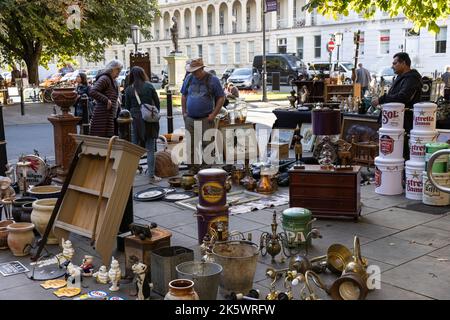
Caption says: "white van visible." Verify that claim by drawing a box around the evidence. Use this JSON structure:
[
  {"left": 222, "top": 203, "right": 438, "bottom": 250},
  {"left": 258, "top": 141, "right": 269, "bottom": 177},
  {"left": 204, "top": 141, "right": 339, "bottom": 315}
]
[{"left": 307, "top": 61, "right": 354, "bottom": 81}]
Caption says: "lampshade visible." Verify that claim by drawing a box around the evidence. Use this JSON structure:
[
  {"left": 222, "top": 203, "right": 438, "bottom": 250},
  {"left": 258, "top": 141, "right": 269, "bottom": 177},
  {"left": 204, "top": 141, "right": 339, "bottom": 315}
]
[{"left": 312, "top": 109, "right": 341, "bottom": 135}]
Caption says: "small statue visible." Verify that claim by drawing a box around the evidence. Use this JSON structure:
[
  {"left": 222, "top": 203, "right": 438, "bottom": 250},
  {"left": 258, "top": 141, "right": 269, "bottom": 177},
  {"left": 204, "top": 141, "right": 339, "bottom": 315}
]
[
  {"left": 93, "top": 266, "right": 109, "bottom": 284},
  {"left": 170, "top": 16, "right": 179, "bottom": 53},
  {"left": 132, "top": 262, "right": 152, "bottom": 300},
  {"left": 108, "top": 257, "right": 122, "bottom": 292},
  {"left": 299, "top": 85, "right": 309, "bottom": 104},
  {"left": 61, "top": 238, "right": 75, "bottom": 263},
  {"left": 293, "top": 135, "right": 303, "bottom": 163},
  {"left": 66, "top": 263, "right": 82, "bottom": 289},
  {"left": 0, "top": 176, "right": 16, "bottom": 203},
  {"left": 80, "top": 255, "right": 94, "bottom": 277}
]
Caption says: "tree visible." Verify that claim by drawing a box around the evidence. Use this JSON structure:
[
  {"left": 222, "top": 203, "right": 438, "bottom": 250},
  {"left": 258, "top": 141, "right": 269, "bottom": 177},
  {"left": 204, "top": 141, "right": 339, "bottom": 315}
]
[
  {"left": 0, "top": 0, "right": 159, "bottom": 84},
  {"left": 303, "top": 0, "right": 450, "bottom": 33}
]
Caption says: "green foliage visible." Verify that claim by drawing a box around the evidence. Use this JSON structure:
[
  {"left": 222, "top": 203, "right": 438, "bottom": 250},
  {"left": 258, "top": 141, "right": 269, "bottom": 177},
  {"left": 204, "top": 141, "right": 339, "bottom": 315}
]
[
  {"left": 303, "top": 0, "right": 450, "bottom": 32},
  {"left": 0, "top": 0, "right": 159, "bottom": 68}
]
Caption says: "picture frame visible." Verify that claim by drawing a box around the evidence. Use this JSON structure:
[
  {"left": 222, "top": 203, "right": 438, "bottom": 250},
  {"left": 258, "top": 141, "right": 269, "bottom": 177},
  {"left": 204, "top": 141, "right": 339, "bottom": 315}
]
[
  {"left": 436, "top": 129, "right": 450, "bottom": 144},
  {"left": 270, "top": 128, "right": 296, "bottom": 146},
  {"left": 341, "top": 116, "right": 380, "bottom": 143},
  {"left": 175, "top": 191, "right": 264, "bottom": 211},
  {"left": 300, "top": 123, "right": 316, "bottom": 152}
]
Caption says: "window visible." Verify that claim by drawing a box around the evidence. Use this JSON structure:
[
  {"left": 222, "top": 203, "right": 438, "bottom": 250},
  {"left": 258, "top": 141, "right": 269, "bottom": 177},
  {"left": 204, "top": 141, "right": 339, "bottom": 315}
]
[
  {"left": 246, "top": 6, "right": 251, "bottom": 31},
  {"left": 208, "top": 44, "right": 215, "bottom": 64},
  {"left": 436, "top": 27, "right": 447, "bottom": 54},
  {"left": 122, "top": 50, "right": 126, "bottom": 64},
  {"left": 234, "top": 42, "right": 241, "bottom": 64},
  {"left": 185, "top": 26, "right": 190, "bottom": 38},
  {"left": 277, "top": 38, "right": 287, "bottom": 54},
  {"left": 265, "top": 39, "right": 270, "bottom": 53},
  {"left": 221, "top": 43, "right": 228, "bottom": 64},
  {"left": 155, "top": 30, "right": 160, "bottom": 41},
  {"left": 156, "top": 47, "right": 161, "bottom": 65},
  {"left": 311, "top": 9, "right": 317, "bottom": 26},
  {"left": 359, "top": 32, "right": 365, "bottom": 55},
  {"left": 114, "top": 50, "right": 118, "bottom": 60},
  {"left": 380, "top": 30, "right": 390, "bottom": 54},
  {"left": 165, "top": 28, "right": 169, "bottom": 39},
  {"left": 186, "top": 45, "right": 192, "bottom": 58},
  {"left": 220, "top": 11, "right": 225, "bottom": 35},
  {"left": 207, "top": 12, "right": 213, "bottom": 35},
  {"left": 248, "top": 41, "right": 255, "bottom": 63},
  {"left": 196, "top": 25, "right": 201, "bottom": 37},
  {"left": 314, "top": 35, "right": 321, "bottom": 58},
  {"left": 198, "top": 44, "right": 203, "bottom": 58},
  {"left": 296, "top": 37, "right": 304, "bottom": 60},
  {"left": 165, "top": 46, "right": 170, "bottom": 56}
]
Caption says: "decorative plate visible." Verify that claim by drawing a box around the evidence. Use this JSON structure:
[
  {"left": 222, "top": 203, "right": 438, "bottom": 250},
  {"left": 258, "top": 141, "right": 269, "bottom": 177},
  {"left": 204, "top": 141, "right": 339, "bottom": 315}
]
[
  {"left": 163, "top": 191, "right": 195, "bottom": 202},
  {"left": 109, "top": 296, "right": 125, "bottom": 300},
  {"left": 133, "top": 188, "right": 166, "bottom": 202},
  {"left": 88, "top": 290, "right": 108, "bottom": 298}
]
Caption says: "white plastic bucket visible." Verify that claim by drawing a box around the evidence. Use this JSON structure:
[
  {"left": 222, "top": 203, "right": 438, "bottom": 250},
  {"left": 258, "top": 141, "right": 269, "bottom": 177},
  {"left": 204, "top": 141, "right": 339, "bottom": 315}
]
[
  {"left": 405, "top": 161, "right": 425, "bottom": 200},
  {"left": 409, "top": 129, "right": 438, "bottom": 162},
  {"left": 413, "top": 102, "right": 437, "bottom": 131},
  {"left": 375, "top": 157, "right": 405, "bottom": 195},
  {"left": 381, "top": 103, "right": 405, "bottom": 129},
  {"left": 379, "top": 128, "right": 405, "bottom": 159},
  {"left": 422, "top": 172, "right": 450, "bottom": 206}
]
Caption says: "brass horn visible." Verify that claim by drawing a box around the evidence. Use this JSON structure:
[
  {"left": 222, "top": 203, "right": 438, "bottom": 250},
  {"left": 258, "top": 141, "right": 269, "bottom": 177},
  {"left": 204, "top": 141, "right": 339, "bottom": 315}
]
[{"left": 329, "top": 236, "right": 369, "bottom": 300}]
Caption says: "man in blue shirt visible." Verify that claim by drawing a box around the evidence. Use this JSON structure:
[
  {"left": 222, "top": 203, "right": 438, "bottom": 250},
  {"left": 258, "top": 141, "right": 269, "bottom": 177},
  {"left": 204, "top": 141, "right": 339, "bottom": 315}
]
[{"left": 181, "top": 58, "right": 225, "bottom": 172}]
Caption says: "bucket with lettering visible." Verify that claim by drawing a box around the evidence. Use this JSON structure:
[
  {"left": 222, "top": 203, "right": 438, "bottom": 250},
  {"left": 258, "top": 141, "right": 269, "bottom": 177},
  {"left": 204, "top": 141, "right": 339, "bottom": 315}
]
[
  {"left": 375, "top": 157, "right": 405, "bottom": 195},
  {"left": 422, "top": 171, "right": 450, "bottom": 206},
  {"left": 409, "top": 129, "right": 438, "bottom": 162},
  {"left": 381, "top": 103, "right": 405, "bottom": 129},
  {"left": 405, "top": 161, "right": 425, "bottom": 200},
  {"left": 413, "top": 102, "right": 437, "bottom": 131},
  {"left": 379, "top": 128, "right": 404, "bottom": 159},
  {"left": 425, "top": 143, "right": 449, "bottom": 173}
]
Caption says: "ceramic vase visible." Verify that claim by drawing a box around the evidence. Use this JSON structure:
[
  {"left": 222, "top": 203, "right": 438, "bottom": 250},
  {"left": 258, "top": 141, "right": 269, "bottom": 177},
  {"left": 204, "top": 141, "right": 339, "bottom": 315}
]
[
  {"left": 7, "top": 222, "right": 35, "bottom": 256},
  {"left": 51, "top": 87, "right": 77, "bottom": 116},
  {"left": 12, "top": 197, "right": 37, "bottom": 222},
  {"left": 0, "top": 220, "right": 14, "bottom": 249},
  {"left": 28, "top": 185, "right": 62, "bottom": 200},
  {"left": 21, "top": 202, "right": 33, "bottom": 223},
  {"left": 31, "top": 198, "right": 58, "bottom": 244},
  {"left": 164, "top": 279, "right": 199, "bottom": 300}
]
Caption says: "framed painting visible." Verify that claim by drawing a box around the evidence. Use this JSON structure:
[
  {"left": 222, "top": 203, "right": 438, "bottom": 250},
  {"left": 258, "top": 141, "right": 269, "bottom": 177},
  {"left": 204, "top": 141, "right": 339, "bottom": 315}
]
[
  {"left": 270, "top": 128, "right": 296, "bottom": 146},
  {"left": 341, "top": 116, "right": 380, "bottom": 143},
  {"left": 300, "top": 123, "right": 316, "bottom": 152},
  {"left": 437, "top": 129, "right": 450, "bottom": 144}
]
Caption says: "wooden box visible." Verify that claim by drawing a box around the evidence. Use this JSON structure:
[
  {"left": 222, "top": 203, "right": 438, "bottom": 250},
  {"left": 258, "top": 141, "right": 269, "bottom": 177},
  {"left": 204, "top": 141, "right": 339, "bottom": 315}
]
[
  {"left": 53, "top": 134, "right": 146, "bottom": 265},
  {"left": 289, "top": 165, "right": 361, "bottom": 220},
  {"left": 268, "top": 143, "right": 289, "bottom": 160},
  {"left": 124, "top": 228, "right": 172, "bottom": 279},
  {"left": 324, "top": 84, "right": 361, "bottom": 103}
]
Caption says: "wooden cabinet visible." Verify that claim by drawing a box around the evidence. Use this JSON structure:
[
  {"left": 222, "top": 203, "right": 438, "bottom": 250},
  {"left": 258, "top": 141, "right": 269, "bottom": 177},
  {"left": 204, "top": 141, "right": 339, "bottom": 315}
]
[
  {"left": 324, "top": 84, "right": 361, "bottom": 103},
  {"left": 289, "top": 165, "right": 361, "bottom": 220}
]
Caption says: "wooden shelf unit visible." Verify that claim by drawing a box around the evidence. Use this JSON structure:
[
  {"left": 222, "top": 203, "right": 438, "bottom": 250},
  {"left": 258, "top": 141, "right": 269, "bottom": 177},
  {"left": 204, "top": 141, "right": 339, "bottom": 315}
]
[{"left": 324, "top": 84, "right": 361, "bottom": 103}]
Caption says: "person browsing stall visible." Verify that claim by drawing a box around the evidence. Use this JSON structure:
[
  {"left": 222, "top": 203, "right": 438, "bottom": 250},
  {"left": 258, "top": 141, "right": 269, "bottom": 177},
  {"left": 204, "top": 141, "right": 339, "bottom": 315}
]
[{"left": 181, "top": 58, "right": 225, "bottom": 173}]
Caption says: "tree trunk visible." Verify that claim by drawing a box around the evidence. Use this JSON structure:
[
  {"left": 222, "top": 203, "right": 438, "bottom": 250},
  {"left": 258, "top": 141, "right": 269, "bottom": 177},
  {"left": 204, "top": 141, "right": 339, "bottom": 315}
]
[{"left": 24, "top": 54, "right": 40, "bottom": 85}]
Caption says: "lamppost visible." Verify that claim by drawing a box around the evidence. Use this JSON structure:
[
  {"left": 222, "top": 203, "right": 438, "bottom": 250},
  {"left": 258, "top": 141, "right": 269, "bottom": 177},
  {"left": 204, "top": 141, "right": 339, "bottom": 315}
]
[
  {"left": 131, "top": 25, "right": 140, "bottom": 53},
  {"left": 335, "top": 32, "right": 343, "bottom": 80},
  {"left": 261, "top": 0, "right": 268, "bottom": 102}
]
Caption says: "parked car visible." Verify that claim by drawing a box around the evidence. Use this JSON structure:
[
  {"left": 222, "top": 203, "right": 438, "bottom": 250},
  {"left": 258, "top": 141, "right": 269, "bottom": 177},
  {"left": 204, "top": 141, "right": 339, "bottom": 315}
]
[
  {"left": 39, "top": 72, "right": 62, "bottom": 87},
  {"left": 117, "top": 69, "right": 128, "bottom": 87},
  {"left": 221, "top": 67, "right": 235, "bottom": 84},
  {"left": 374, "top": 67, "right": 395, "bottom": 85},
  {"left": 150, "top": 72, "right": 159, "bottom": 83},
  {"left": 86, "top": 69, "right": 99, "bottom": 83},
  {"left": 60, "top": 70, "right": 86, "bottom": 84},
  {"left": 253, "top": 53, "right": 308, "bottom": 85},
  {"left": 227, "top": 67, "right": 261, "bottom": 90},
  {"left": 307, "top": 61, "right": 354, "bottom": 82}
]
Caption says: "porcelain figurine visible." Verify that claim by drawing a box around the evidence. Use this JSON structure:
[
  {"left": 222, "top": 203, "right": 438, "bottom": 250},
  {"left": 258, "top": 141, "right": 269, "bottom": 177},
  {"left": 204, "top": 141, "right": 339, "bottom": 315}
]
[
  {"left": 293, "top": 135, "right": 303, "bottom": 163},
  {"left": 66, "top": 263, "right": 82, "bottom": 289},
  {"left": 108, "top": 257, "right": 121, "bottom": 292},
  {"left": 61, "top": 238, "right": 75, "bottom": 262},
  {"left": 80, "top": 255, "right": 94, "bottom": 277},
  {"left": 93, "top": 266, "right": 109, "bottom": 284},
  {"left": 132, "top": 262, "right": 152, "bottom": 300}
]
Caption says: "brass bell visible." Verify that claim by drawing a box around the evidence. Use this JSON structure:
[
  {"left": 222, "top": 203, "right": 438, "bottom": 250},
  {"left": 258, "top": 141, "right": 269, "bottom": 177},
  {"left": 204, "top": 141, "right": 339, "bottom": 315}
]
[{"left": 329, "top": 236, "right": 369, "bottom": 300}]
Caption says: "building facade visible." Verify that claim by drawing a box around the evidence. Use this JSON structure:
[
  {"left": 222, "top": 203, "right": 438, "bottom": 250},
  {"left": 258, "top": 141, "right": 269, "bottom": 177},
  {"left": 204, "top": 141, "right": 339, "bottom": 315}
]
[{"left": 80, "top": 0, "right": 450, "bottom": 78}]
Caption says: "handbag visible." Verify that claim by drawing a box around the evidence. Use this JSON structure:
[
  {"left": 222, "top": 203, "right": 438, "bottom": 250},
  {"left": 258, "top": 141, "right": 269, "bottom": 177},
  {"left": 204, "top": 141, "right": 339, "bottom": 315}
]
[{"left": 134, "top": 89, "right": 160, "bottom": 123}]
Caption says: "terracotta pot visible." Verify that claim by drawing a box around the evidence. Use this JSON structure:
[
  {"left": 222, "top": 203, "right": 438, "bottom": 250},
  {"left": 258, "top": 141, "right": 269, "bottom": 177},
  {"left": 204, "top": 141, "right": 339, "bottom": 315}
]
[
  {"left": 12, "top": 197, "right": 38, "bottom": 222},
  {"left": 51, "top": 87, "right": 78, "bottom": 115},
  {"left": 7, "top": 222, "right": 35, "bottom": 256},
  {"left": 31, "top": 198, "right": 58, "bottom": 245},
  {"left": 21, "top": 202, "right": 34, "bottom": 223},
  {"left": 0, "top": 220, "right": 14, "bottom": 250},
  {"left": 28, "top": 185, "right": 61, "bottom": 200},
  {"left": 164, "top": 279, "right": 199, "bottom": 300}
]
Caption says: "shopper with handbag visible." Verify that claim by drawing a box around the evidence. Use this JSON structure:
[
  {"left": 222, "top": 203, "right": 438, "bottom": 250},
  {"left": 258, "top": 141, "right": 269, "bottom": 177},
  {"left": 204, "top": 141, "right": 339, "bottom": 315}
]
[{"left": 124, "top": 66, "right": 161, "bottom": 183}]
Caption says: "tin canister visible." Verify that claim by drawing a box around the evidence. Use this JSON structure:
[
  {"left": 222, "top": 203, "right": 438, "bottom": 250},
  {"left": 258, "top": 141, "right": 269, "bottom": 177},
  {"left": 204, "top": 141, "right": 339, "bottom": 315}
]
[
  {"left": 422, "top": 171, "right": 450, "bottom": 206},
  {"left": 197, "top": 169, "right": 227, "bottom": 207},
  {"left": 281, "top": 207, "right": 312, "bottom": 248},
  {"left": 196, "top": 204, "right": 229, "bottom": 244},
  {"left": 425, "top": 143, "right": 449, "bottom": 173}
]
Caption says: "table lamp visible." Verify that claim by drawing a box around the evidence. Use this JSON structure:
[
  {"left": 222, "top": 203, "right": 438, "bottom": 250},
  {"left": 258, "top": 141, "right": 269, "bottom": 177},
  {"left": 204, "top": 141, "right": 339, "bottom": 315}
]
[{"left": 312, "top": 108, "right": 341, "bottom": 170}]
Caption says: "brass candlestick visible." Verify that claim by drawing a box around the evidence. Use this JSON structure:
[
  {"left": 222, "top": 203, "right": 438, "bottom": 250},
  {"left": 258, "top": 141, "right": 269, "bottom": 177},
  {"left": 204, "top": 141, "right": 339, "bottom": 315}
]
[{"left": 260, "top": 212, "right": 284, "bottom": 264}]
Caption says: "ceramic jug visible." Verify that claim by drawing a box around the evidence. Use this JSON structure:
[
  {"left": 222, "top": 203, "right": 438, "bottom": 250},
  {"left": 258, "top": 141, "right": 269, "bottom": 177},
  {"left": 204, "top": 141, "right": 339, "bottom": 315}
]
[{"left": 164, "top": 279, "right": 199, "bottom": 300}]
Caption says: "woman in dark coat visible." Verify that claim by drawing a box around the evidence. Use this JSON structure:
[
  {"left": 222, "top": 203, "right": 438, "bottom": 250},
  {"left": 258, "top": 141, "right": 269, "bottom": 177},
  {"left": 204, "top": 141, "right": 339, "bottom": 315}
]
[
  {"left": 74, "top": 72, "right": 91, "bottom": 118},
  {"left": 125, "top": 66, "right": 161, "bottom": 182},
  {"left": 89, "top": 60, "right": 123, "bottom": 138}
]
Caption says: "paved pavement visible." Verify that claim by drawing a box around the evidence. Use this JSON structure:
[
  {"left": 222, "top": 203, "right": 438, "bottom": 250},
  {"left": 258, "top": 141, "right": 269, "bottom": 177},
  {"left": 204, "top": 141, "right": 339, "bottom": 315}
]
[{"left": 1, "top": 100, "right": 449, "bottom": 300}]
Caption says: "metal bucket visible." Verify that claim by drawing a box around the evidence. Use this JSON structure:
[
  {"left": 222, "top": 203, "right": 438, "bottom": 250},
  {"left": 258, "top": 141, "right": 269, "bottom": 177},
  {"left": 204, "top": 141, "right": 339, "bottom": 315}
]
[
  {"left": 176, "top": 261, "right": 223, "bottom": 300},
  {"left": 212, "top": 240, "right": 259, "bottom": 294},
  {"left": 151, "top": 246, "right": 194, "bottom": 296}
]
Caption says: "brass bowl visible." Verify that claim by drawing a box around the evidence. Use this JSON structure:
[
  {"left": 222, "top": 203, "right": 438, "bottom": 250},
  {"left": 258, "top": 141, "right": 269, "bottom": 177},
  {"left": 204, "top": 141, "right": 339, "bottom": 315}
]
[
  {"left": 168, "top": 177, "right": 182, "bottom": 188},
  {"left": 181, "top": 174, "right": 196, "bottom": 190}
]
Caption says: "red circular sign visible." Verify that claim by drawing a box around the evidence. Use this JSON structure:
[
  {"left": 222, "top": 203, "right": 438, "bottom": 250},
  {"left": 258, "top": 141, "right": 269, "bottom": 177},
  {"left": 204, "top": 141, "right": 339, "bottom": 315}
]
[{"left": 327, "top": 41, "right": 335, "bottom": 52}]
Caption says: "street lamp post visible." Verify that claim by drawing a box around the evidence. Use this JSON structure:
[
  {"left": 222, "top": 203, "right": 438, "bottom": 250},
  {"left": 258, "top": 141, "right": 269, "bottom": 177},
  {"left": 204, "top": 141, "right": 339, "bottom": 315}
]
[
  {"left": 261, "top": 0, "right": 268, "bottom": 102},
  {"left": 335, "top": 32, "right": 343, "bottom": 80},
  {"left": 131, "top": 25, "right": 140, "bottom": 53}
]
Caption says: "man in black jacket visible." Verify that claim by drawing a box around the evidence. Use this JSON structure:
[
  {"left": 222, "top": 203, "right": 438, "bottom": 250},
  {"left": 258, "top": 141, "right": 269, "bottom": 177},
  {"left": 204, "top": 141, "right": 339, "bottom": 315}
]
[{"left": 372, "top": 52, "right": 422, "bottom": 159}]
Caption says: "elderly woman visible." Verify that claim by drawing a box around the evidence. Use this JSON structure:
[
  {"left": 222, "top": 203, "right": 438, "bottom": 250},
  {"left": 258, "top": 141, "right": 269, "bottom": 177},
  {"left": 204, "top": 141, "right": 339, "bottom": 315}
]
[{"left": 89, "top": 60, "right": 123, "bottom": 138}]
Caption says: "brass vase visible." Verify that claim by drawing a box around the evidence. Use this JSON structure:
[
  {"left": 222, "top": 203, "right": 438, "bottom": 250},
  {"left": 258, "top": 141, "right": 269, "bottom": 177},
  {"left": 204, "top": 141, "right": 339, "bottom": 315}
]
[{"left": 257, "top": 174, "right": 275, "bottom": 195}]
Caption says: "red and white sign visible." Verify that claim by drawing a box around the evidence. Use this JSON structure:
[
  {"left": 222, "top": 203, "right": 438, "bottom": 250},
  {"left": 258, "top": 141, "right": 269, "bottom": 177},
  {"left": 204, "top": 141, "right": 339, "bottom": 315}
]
[{"left": 327, "top": 40, "right": 335, "bottom": 52}]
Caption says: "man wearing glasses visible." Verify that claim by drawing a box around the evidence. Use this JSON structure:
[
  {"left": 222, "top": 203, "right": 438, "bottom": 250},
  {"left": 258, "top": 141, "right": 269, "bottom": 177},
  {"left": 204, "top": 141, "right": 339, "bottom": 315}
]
[{"left": 372, "top": 52, "right": 422, "bottom": 159}]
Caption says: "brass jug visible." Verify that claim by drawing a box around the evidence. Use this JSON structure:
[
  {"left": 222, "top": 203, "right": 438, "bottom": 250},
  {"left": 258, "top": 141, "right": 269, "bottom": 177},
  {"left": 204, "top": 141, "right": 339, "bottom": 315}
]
[
  {"left": 257, "top": 174, "right": 275, "bottom": 195},
  {"left": 181, "top": 174, "right": 196, "bottom": 190}
]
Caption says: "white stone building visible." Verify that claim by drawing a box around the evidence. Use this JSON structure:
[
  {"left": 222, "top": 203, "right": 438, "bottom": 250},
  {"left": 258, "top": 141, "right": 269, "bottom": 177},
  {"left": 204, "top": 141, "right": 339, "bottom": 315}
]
[{"left": 79, "top": 0, "right": 450, "bottom": 77}]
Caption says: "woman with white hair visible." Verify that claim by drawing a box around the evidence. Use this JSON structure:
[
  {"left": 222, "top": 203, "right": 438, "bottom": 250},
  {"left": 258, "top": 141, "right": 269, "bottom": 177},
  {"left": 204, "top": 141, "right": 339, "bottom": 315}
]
[{"left": 89, "top": 59, "right": 123, "bottom": 137}]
